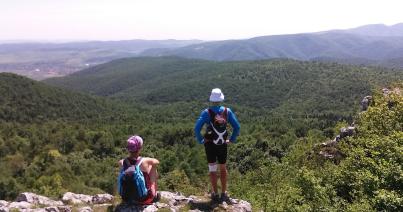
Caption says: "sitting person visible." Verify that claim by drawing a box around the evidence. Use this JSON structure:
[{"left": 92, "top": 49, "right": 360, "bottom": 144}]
[{"left": 118, "top": 135, "right": 160, "bottom": 204}]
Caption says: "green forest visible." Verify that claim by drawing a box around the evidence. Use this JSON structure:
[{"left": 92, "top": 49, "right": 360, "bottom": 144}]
[{"left": 1, "top": 57, "right": 402, "bottom": 211}]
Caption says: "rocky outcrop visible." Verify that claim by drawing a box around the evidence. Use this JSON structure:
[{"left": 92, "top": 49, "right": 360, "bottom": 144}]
[
  {"left": 5, "top": 201, "right": 33, "bottom": 211},
  {"left": 16, "top": 192, "right": 63, "bottom": 206},
  {"left": 317, "top": 87, "right": 401, "bottom": 160},
  {"left": 0, "top": 200, "right": 9, "bottom": 212},
  {"left": 115, "top": 191, "right": 252, "bottom": 212},
  {"left": 62, "top": 192, "right": 93, "bottom": 205},
  {"left": 317, "top": 125, "right": 356, "bottom": 159},
  {"left": 0, "top": 192, "right": 114, "bottom": 212},
  {"left": 0, "top": 191, "right": 252, "bottom": 212},
  {"left": 361, "top": 95, "right": 372, "bottom": 111},
  {"left": 92, "top": 194, "right": 114, "bottom": 204}
]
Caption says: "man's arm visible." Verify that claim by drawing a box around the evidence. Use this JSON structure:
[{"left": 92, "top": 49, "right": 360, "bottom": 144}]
[
  {"left": 228, "top": 108, "right": 240, "bottom": 143},
  {"left": 194, "top": 110, "right": 209, "bottom": 144}
]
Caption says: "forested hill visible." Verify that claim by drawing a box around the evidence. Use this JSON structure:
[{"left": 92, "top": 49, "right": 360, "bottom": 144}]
[
  {"left": 0, "top": 73, "right": 129, "bottom": 123},
  {"left": 1, "top": 57, "right": 402, "bottom": 210},
  {"left": 45, "top": 57, "right": 402, "bottom": 116}
]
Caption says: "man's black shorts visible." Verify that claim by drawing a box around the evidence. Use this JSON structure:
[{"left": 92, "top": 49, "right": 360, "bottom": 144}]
[{"left": 204, "top": 142, "right": 227, "bottom": 164}]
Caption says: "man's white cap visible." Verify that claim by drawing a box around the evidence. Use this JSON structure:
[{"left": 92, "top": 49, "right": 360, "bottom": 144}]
[{"left": 209, "top": 88, "right": 224, "bottom": 102}]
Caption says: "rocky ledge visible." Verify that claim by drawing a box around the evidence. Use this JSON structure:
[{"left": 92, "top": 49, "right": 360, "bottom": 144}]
[
  {"left": 0, "top": 191, "right": 252, "bottom": 212},
  {"left": 0, "top": 192, "right": 113, "bottom": 212},
  {"left": 315, "top": 87, "right": 401, "bottom": 160},
  {"left": 116, "top": 191, "right": 252, "bottom": 212}
]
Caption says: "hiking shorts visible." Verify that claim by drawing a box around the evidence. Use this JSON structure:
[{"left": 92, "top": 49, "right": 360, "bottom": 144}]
[{"left": 204, "top": 141, "right": 228, "bottom": 164}]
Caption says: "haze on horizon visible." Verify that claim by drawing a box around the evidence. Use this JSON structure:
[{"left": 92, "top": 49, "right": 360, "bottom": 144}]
[{"left": 1, "top": 0, "right": 403, "bottom": 41}]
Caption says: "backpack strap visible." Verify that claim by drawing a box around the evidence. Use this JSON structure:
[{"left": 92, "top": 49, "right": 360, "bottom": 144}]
[
  {"left": 123, "top": 158, "right": 131, "bottom": 170},
  {"left": 207, "top": 109, "right": 215, "bottom": 121},
  {"left": 124, "top": 157, "right": 143, "bottom": 170},
  {"left": 136, "top": 157, "right": 144, "bottom": 167},
  {"left": 223, "top": 107, "right": 228, "bottom": 121}
]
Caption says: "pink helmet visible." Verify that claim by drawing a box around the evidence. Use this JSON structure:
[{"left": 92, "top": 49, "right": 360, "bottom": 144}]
[{"left": 127, "top": 135, "right": 143, "bottom": 152}]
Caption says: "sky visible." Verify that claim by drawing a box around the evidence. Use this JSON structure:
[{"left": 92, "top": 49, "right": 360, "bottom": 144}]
[{"left": 1, "top": 0, "right": 403, "bottom": 41}]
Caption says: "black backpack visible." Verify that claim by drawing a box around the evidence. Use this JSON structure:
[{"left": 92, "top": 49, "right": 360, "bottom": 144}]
[{"left": 204, "top": 107, "right": 228, "bottom": 145}]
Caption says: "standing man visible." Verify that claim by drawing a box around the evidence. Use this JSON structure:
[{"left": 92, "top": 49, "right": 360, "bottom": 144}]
[{"left": 194, "top": 88, "right": 240, "bottom": 202}]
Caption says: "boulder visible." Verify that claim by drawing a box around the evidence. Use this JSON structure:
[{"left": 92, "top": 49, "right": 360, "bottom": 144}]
[
  {"left": 143, "top": 205, "right": 158, "bottom": 212},
  {"left": 159, "top": 191, "right": 179, "bottom": 200},
  {"left": 62, "top": 192, "right": 92, "bottom": 205},
  {"left": 8, "top": 201, "right": 33, "bottom": 210},
  {"left": 0, "top": 205, "right": 9, "bottom": 212},
  {"left": 340, "top": 126, "right": 355, "bottom": 139},
  {"left": 16, "top": 192, "right": 63, "bottom": 206},
  {"left": 361, "top": 95, "right": 372, "bottom": 111},
  {"left": 0, "top": 201, "right": 8, "bottom": 207},
  {"left": 339, "top": 127, "right": 348, "bottom": 138},
  {"left": 91, "top": 193, "right": 114, "bottom": 204},
  {"left": 347, "top": 126, "right": 355, "bottom": 135},
  {"left": 235, "top": 200, "right": 252, "bottom": 212},
  {"left": 159, "top": 191, "right": 191, "bottom": 207},
  {"left": 382, "top": 88, "right": 391, "bottom": 96}
]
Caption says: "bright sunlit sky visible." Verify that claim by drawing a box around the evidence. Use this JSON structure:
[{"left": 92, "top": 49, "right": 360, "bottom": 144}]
[{"left": 1, "top": 0, "right": 403, "bottom": 41}]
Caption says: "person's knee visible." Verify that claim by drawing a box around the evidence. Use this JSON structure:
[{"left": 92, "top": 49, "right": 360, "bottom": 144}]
[{"left": 208, "top": 163, "right": 218, "bottom": 172}]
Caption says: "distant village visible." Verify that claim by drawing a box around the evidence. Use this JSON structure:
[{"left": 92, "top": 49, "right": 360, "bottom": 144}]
[{"left": 0, "top": 62, "right": 94, "bottom": 80}]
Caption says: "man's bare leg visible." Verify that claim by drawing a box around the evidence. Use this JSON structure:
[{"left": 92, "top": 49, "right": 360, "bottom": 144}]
[
  {"left": 219, "top": 164, "right": 227, "bottom": 194},
  {"left": 209, "top": 163, "right": 218, "bottom": 194}
]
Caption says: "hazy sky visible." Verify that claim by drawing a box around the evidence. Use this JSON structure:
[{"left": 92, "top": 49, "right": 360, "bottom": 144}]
[{"left": 1, "top": 0, "right": 403, "bottom": 41}]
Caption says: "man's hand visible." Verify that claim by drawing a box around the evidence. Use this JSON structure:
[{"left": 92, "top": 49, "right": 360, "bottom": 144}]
[
  {"left": 203, "top": 139, "right": 212, "bottom": 144},
  {"left": 225, "top": 140, "right": 231, "bottom": 144}
]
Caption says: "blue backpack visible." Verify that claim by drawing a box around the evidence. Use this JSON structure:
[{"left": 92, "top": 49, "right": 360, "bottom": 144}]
[{"left": 118, "top": 157, "right": 149, "bottom": 202}]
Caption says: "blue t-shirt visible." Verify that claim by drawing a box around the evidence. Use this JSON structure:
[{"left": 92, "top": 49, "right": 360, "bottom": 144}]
[{"left": 194, "top": 106, "right": 240, "bottom": 144}]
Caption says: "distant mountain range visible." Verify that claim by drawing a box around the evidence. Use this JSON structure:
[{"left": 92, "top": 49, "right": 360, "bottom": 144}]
[
  {"left": 2, "top": 23, "right": 403, "bottom": 80},
  {"left": 0, "top": 39, "right": 202, "bottom": 79},
  {"left": 140, "top": 24, "right": 403, "bottom": 68},
  {"left": 332, "top": 23, "right": 403, "bottom": 37},
  {"left": 0, "top": 39, "right": 203, "bottom": 54}
]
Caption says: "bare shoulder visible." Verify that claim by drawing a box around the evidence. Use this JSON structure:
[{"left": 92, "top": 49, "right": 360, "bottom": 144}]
[{"left": 118, "top": 159, "right": 124, "bottom": 167}]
